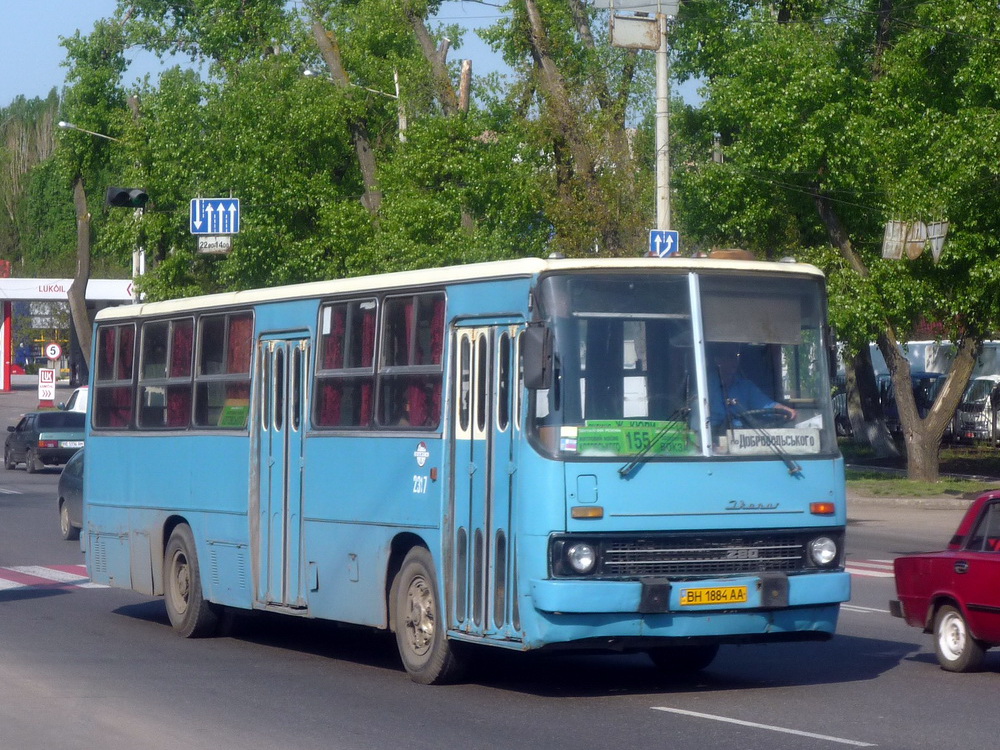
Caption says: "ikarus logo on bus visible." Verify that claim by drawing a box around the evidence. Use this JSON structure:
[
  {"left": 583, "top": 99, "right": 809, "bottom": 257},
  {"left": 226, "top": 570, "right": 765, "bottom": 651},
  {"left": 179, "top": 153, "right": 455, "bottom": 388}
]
[{"left": 413, "top": 441, "right": 430, "bottom": 467}]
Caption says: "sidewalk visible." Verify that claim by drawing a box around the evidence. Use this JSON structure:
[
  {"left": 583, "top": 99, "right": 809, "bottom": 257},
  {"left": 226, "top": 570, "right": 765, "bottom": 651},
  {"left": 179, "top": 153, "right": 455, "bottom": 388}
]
[{"left": 0, "top": 374, "right": 79, "bottom": 428}]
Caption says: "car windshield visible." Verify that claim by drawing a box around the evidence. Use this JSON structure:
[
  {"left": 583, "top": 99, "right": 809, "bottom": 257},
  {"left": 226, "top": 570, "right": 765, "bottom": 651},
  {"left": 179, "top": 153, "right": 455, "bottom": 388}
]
[
  {"left": 529, "top": 270, "right": 837, "bottom": 460},
  {"left": 36, "top": 412, "right": 85, "bottom": 429},
  {"left": 964, "top": 379, "right": 996, "bottom": 404}
]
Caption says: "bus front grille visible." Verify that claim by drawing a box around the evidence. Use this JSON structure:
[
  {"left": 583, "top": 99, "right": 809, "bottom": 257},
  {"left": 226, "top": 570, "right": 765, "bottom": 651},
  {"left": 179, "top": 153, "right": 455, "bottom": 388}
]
[{"left": 602, "top": 536, "right": 806, "bottom": 577}]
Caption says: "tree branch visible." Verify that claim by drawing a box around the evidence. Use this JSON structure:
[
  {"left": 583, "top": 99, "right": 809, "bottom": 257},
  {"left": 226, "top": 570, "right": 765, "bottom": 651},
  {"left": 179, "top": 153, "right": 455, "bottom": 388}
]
[
  {"left": 311, "top": 20, "right": 382, "bottom": 215},
  {"left": 68, "top": 177, "right": 92, "bottom": 369}
]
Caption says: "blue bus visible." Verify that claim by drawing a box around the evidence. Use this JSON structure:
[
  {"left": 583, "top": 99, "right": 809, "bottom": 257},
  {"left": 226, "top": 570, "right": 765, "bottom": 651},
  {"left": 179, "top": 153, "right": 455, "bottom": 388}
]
[{"left": 83, "top": 257, "right": 849, "bottom": 683}]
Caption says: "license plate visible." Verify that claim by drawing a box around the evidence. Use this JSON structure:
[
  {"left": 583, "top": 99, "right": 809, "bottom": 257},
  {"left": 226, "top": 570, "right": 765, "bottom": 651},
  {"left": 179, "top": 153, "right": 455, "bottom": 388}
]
[
  {"left": 60, "top": 441, "right": 84, "bottom": 449},
  {"left": 679, "top": 585, "right": 748, "bottom": 606}
]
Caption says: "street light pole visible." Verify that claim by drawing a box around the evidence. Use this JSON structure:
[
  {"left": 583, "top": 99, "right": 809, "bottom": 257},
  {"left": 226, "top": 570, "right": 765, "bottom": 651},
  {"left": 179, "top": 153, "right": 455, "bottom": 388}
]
[
  {"left": 57, "top": 121, "right": 120, "bottom": 142},
  {"left": 303, "top": 69, "right": 407, "bottom": 142}
]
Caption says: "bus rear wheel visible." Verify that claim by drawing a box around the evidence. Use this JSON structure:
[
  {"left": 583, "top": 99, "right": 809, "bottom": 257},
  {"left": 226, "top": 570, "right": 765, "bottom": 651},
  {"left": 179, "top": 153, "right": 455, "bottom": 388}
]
[
  {"left": 393, "top": 547, "right": 466, "bottom": 685},
  {"left": 164, "top": 524, "right": 220, "bottom": 638},
  {"left": 647, "top": 644, "right": 719, "bottom": 674}
]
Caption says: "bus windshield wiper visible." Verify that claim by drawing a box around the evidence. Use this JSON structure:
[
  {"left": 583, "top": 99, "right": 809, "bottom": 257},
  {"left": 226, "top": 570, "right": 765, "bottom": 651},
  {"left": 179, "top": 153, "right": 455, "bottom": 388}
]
[
  {"left": 618, "top": 408, "right": 690, "bottom": 477},
  {"left": 731, "top": 406, "right": 803, "bottom": 477}
]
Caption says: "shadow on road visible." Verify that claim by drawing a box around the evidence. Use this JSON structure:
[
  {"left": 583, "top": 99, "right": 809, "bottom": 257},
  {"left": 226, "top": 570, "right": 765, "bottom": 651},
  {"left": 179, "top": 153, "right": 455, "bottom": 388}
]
[{"left": 111, "top": 598, "right": 930, "bottom": 694}]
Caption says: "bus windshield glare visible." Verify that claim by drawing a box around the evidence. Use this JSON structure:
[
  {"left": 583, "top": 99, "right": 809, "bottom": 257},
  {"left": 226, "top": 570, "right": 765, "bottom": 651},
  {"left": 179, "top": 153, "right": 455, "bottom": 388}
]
[{"left": 531, "top": 272, "right": 836, "bottom": 459}]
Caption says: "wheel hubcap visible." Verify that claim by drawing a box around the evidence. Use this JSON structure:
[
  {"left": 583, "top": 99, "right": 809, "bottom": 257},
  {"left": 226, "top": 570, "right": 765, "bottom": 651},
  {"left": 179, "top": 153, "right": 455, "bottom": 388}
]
[
  {"left": 171, "top": 551, "right": 190, "bottom": 615},
  {"left": 403, "top": 574, "right": 434, "bottom": 656},
  {"left": 939, "top": 612, "right": 966, "bottom": 660}
]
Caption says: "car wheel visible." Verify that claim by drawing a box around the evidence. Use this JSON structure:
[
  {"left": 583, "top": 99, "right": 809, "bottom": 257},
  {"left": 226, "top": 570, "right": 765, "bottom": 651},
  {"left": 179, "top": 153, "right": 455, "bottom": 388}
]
[
  {"left": 934, "top": 604, "right": 986, "bottom": 672},
  {"left": 25, "top": 449, "right": 39, "bottom": 474},
  {"left": 59, "top": 501, "right": 80, "bottom": 541},
  {"left": 647, "top": 644, "right": 720, "bottom": 674},
  {"left": 393, "top": 547, "right": 466, "bottom": 684},
  {"left": 164, "top": 524, "right": 220, "bottom": 638},
  {"left": 3, "top": 447, "right": 14, "bottom": 470}
]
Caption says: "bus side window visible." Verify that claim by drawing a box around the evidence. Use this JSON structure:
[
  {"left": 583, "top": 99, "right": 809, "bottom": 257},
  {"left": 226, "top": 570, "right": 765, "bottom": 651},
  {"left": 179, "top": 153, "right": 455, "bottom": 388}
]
[
  {"left": 93, "top": 323, "right": 136, "bottom": 429},
  {"left": 314, "top": 299, "right": 376, "bottom": 428},
  {"left": 378, "top": 293, "right": 445, "bottom": 430},
  {"left": 138, "top": 318, "right": 194, "bottom": 429},
  {"left": 195, "top": 312, "right": 252, "bottom": 429}
]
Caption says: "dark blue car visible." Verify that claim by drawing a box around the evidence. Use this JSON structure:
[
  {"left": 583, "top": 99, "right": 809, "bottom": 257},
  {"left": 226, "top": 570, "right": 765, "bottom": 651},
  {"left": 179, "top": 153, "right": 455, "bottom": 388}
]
[
  {"left": 58, "top": 449, "right": 83, "bottom": 540},
  {"left": 5, "top": 411, "right": 86, "bottom": 473}
]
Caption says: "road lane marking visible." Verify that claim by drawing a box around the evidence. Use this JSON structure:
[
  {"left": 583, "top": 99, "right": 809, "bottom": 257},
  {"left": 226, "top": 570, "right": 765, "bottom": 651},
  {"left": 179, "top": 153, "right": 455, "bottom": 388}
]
[
  {"left": 0, "top": 564, "right": 107, "bottom": 590},
  {"left": 842, "top": 603, "right": 891, "bottom": 614},
  {"left": 846, "top": 559, "right": 894, "bottom": 578},
  {"left": 651, "top": 707, "right": 877, "bottom": 746},
  {"left": 0, "top": 487, "right": 22, "bottom": 494}
]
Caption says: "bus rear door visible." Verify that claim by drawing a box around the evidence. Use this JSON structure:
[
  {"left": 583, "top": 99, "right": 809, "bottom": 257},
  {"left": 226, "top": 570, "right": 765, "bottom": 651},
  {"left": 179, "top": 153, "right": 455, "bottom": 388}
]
[
  {"left": 450, "top": 324, "right": 521, "bottom": 641},
  {"left": 254, "top": 335, "right": 310, "bottom": 610}
]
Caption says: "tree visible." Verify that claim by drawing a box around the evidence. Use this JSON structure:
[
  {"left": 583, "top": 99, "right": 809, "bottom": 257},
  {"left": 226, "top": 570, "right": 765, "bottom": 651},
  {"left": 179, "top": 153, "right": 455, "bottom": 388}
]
[
  {"left": 56, "top": 17, "right": 135, "bottom": 368},
  {"left": 670, "top": 0, "right": 1000, "bottom": 481},
  {"left": 480, "top": 0, "right": 655, "bottom": 255}
]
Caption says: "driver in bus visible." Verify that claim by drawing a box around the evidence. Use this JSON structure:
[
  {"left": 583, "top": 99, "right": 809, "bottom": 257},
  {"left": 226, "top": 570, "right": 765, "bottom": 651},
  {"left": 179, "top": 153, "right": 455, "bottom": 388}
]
[{"left": 708, "top": 343, "right": 796, "bottom": 430}]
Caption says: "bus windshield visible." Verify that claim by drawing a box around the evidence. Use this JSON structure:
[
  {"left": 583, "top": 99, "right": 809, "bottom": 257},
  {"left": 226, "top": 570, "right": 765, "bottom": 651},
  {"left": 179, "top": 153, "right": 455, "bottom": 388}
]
[{"left": 531, "top": 271, "right": 836, "bottom": 459}]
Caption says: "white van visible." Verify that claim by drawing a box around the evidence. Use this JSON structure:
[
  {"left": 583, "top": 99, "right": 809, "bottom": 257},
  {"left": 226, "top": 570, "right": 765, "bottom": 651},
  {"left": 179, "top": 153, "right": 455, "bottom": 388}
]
[
  {"left": 59, "top": 386, "right": 89, "bottom": 414},
  {"left": 953, "top": 375, "right": 1000, "bottom": 444}
]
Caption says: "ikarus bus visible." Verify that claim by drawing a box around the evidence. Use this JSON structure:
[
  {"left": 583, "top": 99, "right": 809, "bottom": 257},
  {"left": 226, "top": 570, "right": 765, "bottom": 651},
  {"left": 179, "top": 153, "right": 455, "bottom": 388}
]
[{"left": 83, "top": 256, "right": 849, "bottom": 683}]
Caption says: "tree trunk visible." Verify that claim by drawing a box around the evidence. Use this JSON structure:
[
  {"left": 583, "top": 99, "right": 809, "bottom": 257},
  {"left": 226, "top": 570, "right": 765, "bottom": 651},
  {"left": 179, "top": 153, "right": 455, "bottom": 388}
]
[
  {"left": 311, "top": 20, "right": 382, "bottom": 215},
  {"left": 879, "top": 335, "right": 977, "bottom": 481},
  {"left": 846, "top": 347, "right": 898, "bottom": 458},
  {"left": 522, "top": 0, "right": 595, "bottom": 180},
  {"left": 902, "top": 427, "right": 940, "bottom": 482},
  {"left": 405, "top": 7, "right": 459, "bottom": 116},
  {"left": 67, "top": 177, "right": 92, "bottom": 369}
]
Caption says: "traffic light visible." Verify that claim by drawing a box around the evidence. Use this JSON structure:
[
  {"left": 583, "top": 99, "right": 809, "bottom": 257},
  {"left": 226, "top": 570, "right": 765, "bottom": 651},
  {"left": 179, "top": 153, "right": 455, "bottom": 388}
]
[{"left": 105, "top": 186, "right": 149, "bottom": 208}]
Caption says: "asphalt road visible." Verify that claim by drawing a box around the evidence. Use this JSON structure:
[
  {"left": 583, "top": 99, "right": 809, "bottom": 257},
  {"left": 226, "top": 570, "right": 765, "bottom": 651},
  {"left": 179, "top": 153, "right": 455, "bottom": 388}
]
[{"left": 0, "top": 379, "right": 992, "bottom": 750}]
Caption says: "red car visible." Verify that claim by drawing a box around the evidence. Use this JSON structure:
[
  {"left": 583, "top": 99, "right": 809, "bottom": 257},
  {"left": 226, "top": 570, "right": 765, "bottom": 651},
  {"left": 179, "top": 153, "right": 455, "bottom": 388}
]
[{"left": 892, "top": 490, "right": 1000, "bottom": 672}]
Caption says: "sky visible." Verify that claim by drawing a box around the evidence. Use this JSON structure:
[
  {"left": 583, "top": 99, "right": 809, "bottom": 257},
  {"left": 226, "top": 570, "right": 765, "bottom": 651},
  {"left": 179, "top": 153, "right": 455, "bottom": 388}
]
[
  {"left": 0, "top": 1, "right": 695, "bottom": 113},
  {"left": 0, "top": 0, "right": 510, "bottom": 109}
]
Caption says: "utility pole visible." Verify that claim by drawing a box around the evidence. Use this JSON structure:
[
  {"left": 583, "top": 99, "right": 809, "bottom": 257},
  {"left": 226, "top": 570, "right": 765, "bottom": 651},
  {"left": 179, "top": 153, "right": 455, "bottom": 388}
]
[
  {"left": 655, "top": 13, "right": 670, "bottom": 230},
  {"left": 603, "top": 0, "right": 679, "bottom": 231}
]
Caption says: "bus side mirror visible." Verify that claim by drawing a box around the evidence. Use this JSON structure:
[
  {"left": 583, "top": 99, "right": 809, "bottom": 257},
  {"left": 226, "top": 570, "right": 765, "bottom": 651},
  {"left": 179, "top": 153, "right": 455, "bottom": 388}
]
[{"left": 522, "top": 325, "right": 552, "bottom": 390}]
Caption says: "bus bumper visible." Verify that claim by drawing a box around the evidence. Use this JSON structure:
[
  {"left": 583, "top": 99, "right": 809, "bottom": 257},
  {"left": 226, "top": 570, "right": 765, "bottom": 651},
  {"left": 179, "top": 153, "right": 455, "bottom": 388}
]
[{"left": 528, "top": 570, "right": 849, "bottom": 623}]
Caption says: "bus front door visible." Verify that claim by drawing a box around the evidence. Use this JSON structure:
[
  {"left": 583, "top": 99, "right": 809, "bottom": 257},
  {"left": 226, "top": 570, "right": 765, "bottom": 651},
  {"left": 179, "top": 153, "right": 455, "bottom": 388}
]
[
  {"left": 450, "top": 324, "right": 521, "bottom": 641},
  {"left": 255, "top": 336, "right": 309, "bottom": 610}
]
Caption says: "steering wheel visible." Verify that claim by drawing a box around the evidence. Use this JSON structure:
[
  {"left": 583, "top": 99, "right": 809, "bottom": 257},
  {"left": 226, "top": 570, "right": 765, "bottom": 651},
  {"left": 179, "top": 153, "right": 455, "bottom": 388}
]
[{"left": 739, "top": 408, "right": 792, "bottom": 428}]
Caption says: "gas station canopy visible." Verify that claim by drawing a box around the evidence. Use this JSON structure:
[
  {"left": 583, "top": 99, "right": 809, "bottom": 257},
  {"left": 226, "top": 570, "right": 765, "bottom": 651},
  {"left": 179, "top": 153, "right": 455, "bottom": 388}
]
[{"left": 0, "top": 278, "right": 133, "bottom": 302}]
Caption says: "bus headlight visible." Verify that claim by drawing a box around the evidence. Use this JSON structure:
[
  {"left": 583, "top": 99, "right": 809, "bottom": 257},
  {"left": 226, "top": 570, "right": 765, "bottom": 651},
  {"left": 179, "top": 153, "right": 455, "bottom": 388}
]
[
  {"left": 808, "top": 536, "right": 838, "bottom": 567},
  {"left": 566, "top": 543, "right": 597, "bottom": 574}
]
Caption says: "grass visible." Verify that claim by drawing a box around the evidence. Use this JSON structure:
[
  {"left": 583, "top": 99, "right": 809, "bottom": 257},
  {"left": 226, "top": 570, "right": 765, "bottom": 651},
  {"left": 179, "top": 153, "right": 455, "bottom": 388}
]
[{"left": 842, "top": 440, "right": 1000, "bottom": 497}]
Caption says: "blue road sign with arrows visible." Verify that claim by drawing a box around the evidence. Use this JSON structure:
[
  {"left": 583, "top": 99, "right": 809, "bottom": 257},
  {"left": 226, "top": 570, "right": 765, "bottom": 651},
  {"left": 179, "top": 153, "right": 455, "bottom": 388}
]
[
  {"left": 649, "top": 229, "right": 679, "bottom": 257},
  {"left": 190, "top": 198, "right": 240, "bottom": 235}
]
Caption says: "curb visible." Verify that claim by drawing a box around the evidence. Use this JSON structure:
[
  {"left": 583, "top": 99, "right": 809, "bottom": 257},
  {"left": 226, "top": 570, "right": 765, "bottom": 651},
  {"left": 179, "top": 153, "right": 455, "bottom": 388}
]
[{"left": 847, "top": 494, "right": 974, "bottom": 510}]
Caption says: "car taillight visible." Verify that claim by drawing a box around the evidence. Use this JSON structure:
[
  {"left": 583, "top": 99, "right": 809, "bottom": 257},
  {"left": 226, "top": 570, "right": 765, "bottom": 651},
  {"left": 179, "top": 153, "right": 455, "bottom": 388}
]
[{"left": 38, "top": 440, "right": 57, "bottom": 448}]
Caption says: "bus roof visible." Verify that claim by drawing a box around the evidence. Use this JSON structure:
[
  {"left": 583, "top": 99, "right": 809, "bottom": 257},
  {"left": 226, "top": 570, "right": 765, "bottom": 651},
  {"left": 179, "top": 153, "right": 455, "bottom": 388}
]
[{"left": 96, "top": 256, "right": 824, "bottom": 321}]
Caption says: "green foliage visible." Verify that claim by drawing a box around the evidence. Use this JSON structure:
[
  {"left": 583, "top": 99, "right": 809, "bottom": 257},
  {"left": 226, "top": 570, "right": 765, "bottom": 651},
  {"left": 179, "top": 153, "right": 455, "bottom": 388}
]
[
  {"left": 671, "top": 0, "right": 1000, "bottom": 348},
  {"left": 369, "top": 115, "right": 548, "bottom": 272},
  {"left": 16, "top": 159, "right": 78, "bottom": 276}
]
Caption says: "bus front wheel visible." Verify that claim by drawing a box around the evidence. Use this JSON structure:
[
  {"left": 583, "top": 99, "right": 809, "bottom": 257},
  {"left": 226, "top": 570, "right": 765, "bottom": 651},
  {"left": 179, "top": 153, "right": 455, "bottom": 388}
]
[
  {"left": 164, "top": 524, "right": 220, "bottom": 638},
  {"left": 393, "top": 547, "right": 466, "bottom": 685}
]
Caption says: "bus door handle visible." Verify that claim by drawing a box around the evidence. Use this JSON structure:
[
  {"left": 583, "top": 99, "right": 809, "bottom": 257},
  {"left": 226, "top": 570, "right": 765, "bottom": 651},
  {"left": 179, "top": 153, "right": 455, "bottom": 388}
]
[{"left": 468, "top": 462, "right": 477, "bottom": 476}]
